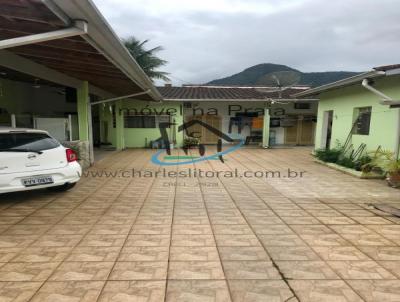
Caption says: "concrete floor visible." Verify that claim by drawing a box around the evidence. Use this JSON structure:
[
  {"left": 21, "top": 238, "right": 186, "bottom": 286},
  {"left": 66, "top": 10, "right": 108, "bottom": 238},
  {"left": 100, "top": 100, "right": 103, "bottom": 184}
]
[{"left": 0, "top": 147, "right": 399, "bottom": 301}]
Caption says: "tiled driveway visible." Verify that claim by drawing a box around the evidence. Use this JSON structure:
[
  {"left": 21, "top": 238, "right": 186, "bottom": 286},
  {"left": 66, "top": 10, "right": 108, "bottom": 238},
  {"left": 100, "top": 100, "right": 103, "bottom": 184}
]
[{"left": 0, "top": 147, "right": 399, "bottom": 301}]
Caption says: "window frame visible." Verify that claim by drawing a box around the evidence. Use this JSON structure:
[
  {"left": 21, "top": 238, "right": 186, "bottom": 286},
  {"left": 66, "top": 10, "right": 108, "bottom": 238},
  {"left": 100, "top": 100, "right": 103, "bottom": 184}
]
[
  {"left": 123, "top": 114, "right": 171, "bottom": 129},
  {"left": 352, "top": 106, "right": 372, "bottom": 136}
]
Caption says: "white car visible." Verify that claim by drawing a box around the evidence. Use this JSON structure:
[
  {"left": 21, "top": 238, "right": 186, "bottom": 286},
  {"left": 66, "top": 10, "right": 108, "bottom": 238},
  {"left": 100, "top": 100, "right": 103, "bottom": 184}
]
[{"left": 0, "top": 128, "right": 81, "bottom": 194}]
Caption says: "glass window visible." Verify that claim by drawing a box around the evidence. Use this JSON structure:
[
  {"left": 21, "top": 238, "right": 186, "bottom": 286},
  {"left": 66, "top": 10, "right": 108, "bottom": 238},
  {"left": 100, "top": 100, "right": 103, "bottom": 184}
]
[
  {"left": 0, "top": 132, "right": 60, "bottom": 152},
  {"left": 353, "top": 107, "right": 371, "bottom": 135},
  {"left": 124, "top": 115, "right": 154, "bottom": 128},
  {"left": 294, "top": 103, "right": 311, "bottom": 110}
]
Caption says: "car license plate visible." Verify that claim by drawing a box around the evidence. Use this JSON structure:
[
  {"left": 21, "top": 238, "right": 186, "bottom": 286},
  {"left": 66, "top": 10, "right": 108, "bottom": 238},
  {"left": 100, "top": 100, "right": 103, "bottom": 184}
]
[{"left": 22, "top": 176, "right": 54, "bottom": 187}]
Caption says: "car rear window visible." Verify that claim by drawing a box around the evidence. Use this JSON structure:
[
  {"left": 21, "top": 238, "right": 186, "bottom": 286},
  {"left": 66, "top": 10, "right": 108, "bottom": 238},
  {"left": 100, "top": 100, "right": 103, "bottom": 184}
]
[{"left": 0, "top": 132, "right": 60, "bottom": 152}]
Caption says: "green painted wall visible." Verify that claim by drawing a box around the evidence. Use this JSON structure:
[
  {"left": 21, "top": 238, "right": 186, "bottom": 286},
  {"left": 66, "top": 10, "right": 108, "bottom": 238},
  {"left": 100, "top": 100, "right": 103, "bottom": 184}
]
[
  {"left": 102, "top": 100, "right": 184, "bottom": 148},
  {"left": 77, "top": 81, "right": 89, "bottom": 141},
  {"left": 315, "top": 75, "right": 400, "bottom": 155}
]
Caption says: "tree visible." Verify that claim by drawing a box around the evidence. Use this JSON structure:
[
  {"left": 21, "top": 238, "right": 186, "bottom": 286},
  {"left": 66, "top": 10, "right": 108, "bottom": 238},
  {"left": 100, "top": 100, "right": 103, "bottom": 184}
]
[{"left": 123, "top": 36, "right": 170, "bottom": 82}]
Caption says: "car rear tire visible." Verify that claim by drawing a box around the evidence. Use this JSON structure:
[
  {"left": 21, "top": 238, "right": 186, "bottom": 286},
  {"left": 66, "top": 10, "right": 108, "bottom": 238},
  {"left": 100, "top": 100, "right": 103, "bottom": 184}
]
[{"left": 47, "top": 183, "right": 76, "bottom": 192}]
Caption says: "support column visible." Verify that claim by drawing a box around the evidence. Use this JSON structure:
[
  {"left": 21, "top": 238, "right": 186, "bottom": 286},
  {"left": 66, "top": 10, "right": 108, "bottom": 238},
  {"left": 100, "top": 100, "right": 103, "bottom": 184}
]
[
  {"left": 115, "top": 100, "right": 125, "bottom": 150},
  {"left": 262, "top": 108, "right": 270, "bottom": 148},
  {"left": 77, "top": 81, "right": 89, "bottom": 141}
]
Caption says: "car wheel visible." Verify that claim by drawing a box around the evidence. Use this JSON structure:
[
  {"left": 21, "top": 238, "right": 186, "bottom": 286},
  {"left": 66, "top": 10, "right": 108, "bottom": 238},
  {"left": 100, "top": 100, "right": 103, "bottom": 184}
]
[{"left": 47, "top": 183, "right": 76, "bottom": 192}]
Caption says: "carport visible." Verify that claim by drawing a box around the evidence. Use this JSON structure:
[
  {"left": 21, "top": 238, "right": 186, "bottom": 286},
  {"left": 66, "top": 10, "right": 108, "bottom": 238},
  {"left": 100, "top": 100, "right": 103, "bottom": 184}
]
[{"left": 0, "top": 0, "right": 161, "bottom": 165}]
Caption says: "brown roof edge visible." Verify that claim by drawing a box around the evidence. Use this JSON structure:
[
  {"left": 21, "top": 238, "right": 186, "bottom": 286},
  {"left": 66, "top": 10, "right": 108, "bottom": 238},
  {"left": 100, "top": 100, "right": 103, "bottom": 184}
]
[{"left": 373, "top": 64, "right": 400, "bottom": 72}]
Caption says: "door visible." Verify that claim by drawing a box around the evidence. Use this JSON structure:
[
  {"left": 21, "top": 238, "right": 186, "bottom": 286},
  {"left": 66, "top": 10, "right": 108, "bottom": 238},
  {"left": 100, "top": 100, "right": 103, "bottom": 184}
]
[
  {"left": 321, "top": 110, "right": 334, "bottom": 149},
  {"left": 284, "top": 115, "right": 316, "bottom": 145},
  {"left": 284, "top": 117, "right": 298, "bottom": 145},
  {"left": 298, "top": 117, "right": 315, "bottom": 145},
  {"left": 203, "top": 115, "right": 221, "bottom": 144},
  {"left": 185, "top": 115, "right": 222, "bottom": 144}
]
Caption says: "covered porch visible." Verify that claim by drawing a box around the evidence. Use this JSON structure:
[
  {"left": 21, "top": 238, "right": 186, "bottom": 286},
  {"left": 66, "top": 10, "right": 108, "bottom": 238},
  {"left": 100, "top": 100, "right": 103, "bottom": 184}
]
[{"left": 0, "top": 0, "right": 161, "bottom": 165}]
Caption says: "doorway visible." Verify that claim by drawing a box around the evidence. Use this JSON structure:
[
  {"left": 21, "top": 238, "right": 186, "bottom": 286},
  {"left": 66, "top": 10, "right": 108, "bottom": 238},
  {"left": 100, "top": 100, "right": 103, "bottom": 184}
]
[
  {"left": 186, "top": 115, "right": 222, "bottom": 144},
  {"left": 321, "top": 110, "right": 334, "bottom": 149},
  {"left": 284, "top": 115, "right": 316, "bottom": 145}
]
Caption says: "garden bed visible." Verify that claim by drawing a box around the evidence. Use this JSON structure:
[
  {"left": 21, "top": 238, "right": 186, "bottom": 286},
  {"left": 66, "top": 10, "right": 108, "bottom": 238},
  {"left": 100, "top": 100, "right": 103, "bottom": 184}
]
[{"left": 314, "top": 159, "right": 385, "bottom": 179}]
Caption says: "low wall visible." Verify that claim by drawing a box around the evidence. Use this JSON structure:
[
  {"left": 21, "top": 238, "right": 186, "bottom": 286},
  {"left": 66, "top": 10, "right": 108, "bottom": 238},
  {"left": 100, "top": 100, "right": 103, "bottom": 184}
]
[{"left": 62, "top": 140, "right": 91, "bottom": 170}]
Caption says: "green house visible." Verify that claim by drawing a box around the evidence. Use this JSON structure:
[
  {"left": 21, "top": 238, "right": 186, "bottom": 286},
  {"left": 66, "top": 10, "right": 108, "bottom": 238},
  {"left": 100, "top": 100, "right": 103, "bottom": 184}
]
[{"left": 295, "top": 65, "right": 400, "bottom": 159}]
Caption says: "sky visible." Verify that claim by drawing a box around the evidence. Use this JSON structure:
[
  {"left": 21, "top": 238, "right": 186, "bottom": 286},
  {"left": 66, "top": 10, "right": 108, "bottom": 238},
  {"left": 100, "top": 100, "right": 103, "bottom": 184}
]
[{"left": 92, "top": 0, "right": 400, "bottom": 85}]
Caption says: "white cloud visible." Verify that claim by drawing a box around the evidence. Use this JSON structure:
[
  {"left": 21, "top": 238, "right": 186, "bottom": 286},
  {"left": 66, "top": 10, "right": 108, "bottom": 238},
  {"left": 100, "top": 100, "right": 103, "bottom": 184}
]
[
  {"left": 95, "top": 0, "right": 306, "bottom": 16},
  {"left": 93, "top": 0, "right": 400, "bottom": 85}
]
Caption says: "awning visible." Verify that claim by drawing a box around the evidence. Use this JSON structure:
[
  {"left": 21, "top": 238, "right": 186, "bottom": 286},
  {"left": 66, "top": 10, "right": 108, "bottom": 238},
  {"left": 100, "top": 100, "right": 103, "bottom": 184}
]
[{"left": 0, "top": 0, "right": 162, "bottom": 101}]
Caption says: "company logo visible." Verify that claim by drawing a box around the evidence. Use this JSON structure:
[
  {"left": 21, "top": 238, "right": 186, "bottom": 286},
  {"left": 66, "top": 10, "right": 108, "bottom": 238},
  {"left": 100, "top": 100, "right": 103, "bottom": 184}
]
[{"left": 151, "top": 119, "right": 244, "bottom": 166}]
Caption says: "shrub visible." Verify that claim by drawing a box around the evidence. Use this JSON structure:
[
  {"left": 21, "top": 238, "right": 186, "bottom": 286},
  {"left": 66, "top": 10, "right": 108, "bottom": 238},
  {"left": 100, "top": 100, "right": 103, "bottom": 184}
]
[
  {"left": 315, "top": 148, "right": 342, "bottom": 163},
  {"left": 337, "top": 157, "right": 355, "bottom": 169},
  {"left": 354, "top": 155, "right": 371, "bottom": 171}
]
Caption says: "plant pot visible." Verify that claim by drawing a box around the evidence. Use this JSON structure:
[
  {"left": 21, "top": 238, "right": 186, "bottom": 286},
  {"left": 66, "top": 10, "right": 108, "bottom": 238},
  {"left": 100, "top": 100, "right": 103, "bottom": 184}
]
[{"left": 387, "top": 172, "right": 400, "bottom": 188}]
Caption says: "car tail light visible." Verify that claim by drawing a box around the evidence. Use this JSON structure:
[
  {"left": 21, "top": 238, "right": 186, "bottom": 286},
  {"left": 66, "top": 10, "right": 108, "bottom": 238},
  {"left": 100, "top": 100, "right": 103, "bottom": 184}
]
[{"left": 66, "top": 149, "right": 77, "bottom": 163}]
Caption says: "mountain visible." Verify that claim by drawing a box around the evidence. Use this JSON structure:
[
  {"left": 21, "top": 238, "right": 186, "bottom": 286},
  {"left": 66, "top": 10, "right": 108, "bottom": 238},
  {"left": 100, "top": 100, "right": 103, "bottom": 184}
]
[{"left": 207, "top": 63, "right": 360, "bottom": 87}]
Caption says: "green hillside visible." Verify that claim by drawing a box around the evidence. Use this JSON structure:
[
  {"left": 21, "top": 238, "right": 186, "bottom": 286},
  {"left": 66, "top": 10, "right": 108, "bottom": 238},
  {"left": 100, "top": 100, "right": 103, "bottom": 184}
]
[{"left": 208, "top": 63, "right": 360, "bottom": 87}]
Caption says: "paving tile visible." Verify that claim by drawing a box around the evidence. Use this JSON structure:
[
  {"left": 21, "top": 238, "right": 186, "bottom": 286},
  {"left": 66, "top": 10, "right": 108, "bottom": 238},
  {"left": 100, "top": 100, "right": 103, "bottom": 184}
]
[
  {"left": 218, "top": 246, "right": 270, "bottom": 261},
  {"left": 327, "top": 261, "right": 396, "bottom": 280},
  {"left": 168, "top": 261, "right": 225, "bottom": 279},
  {"left": 172, "top": 224, "right": 213, "bottom": 235},
  {"left": 11, "top": 247, "right": 72, "bottom": 262},
  {"left": 49, "top": 261, "right": 114, "bottom": 281},
  {"left": 130, "top": 224, "right": 171, "bottom": 235},
  {"left": 279, "top": 216, "right": 321, "bottom": 225},
  {"left": 119, "top": 246, "right": 169, "bottom": 261},
  {"left": 30, "top": 281, "right": 104, "bottom": 302},
  {"left": 169, "top": 246, "right": 220, "bottom": 261},
  {"left": 341, "top": 234, "right": 395, "bottom": 246},
  {"left": 252, "top": 224, "right": 294, "bottom": 235},
  {"left": 0, "top": 247, "right": 22, "bottom": 262},
  {"left": 88, "top": 224, "right": 131, "bottom": 235},
  {"left": 2, "top": 225, "right": 51, "bottom": 236},
  {"left": 290, "top": 225, "right": 334, "bottom": 235},
  {"left": 166, "top": 280, "right": 231, "bottom": 302},
  {"left": 79, "top": 235, "right": 127, "bottom": 247},
  {"left": 312, "top": 246, "right": 371, "bottom": 261},
  {"left": 259, "top": 234, "right": 306, "bottom": 246},
  {"left": 228, "top": 280, "right": 294, "bottom": 302},
  {"left": 266, "top": 246, "right": 320, "bottom": 261},
  {"left": 109, "top": 261, "right": 168, "bottom": 280},
  {"left": 126, "top": 235, "right": 171, "bottom": 247},
  {"left": 172, "top": 234, "right": 216, "bottom": 246},
  {"left": 316, "top": 217, "right": 357, "bottom": 225},
  {"left": 0, "top": 235, "right": 37, "bottom": 248},
  {"left": 32, "top": 235, "right": 83, "bottom": 247},
  {"left": 358, "top": 246, "right": 400, "bottom": 261},
  {"left": 2, "top": 148, "right": 400, "bottom": 301},
  {"left": 212, "top": 225, "right": 254, "bottom": 235},
  {"left": 0, "top": 262, "right": 59, "bottom": 281},
  {"left": 222, "top": 261, "right": 281, "bottom": 279},
  {"left": 277, "top": 261, "right": 339, "bottom": 279},
  {"left": 289, "top": 280, "right": 363, "bottom": 302},
  {"left": 300, "top": 234, "right": 350, "bottom": 246},
  {"left": 98, "top": 280, "right": 166, "bottom": 302},
  {"left": 348, "top": 280, "right": 400, "bottom": 302},
  {"left": 0, "top": 281, "right": 43, "bottom": 302},
  {"left": 66, "top": 246, "right": 121, "bottom": 262}
]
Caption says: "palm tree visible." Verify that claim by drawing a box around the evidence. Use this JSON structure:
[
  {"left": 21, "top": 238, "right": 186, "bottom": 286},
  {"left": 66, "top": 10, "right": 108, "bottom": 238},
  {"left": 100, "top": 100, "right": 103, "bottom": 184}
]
[{"left": 123, "top": 36, "right": 170, "bottom": 82}]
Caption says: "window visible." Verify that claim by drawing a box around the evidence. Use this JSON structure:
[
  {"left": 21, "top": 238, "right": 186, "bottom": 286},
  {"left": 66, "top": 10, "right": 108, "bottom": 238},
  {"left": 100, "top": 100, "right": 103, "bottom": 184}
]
[
  {"left": 0, "top": 133, "right": 60, "bottom": 152},
  {"left": 124, "top": 114, "right": 171, "bottom": 129},
  {"left": 353, "top": 107, "right": 371, "bottom": 135},
  {"left": 294, "top": 103, "right": 311, "bottom": 110}
]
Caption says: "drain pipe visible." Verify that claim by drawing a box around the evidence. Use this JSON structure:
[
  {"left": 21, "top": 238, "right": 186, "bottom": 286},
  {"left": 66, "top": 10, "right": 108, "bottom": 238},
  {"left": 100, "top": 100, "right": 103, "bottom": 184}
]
[
  {"left": 362, "top": 79, "right": 400, "bottom": 159},
  {"left": 361, "top": 79, "right": 392, "bottom": 101}
]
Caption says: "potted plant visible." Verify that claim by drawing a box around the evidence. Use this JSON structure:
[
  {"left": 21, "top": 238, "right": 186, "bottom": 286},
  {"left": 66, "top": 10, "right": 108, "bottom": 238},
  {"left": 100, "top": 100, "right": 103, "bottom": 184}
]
[
  {"left": 386, "top": 159, "right": 400, "bottom": 188},
  {"left": 364, "top": 149, "right": 400, "bottom": 187},
  {"left": 183, "top": 137, "right": 200, "bottom": 149}
]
